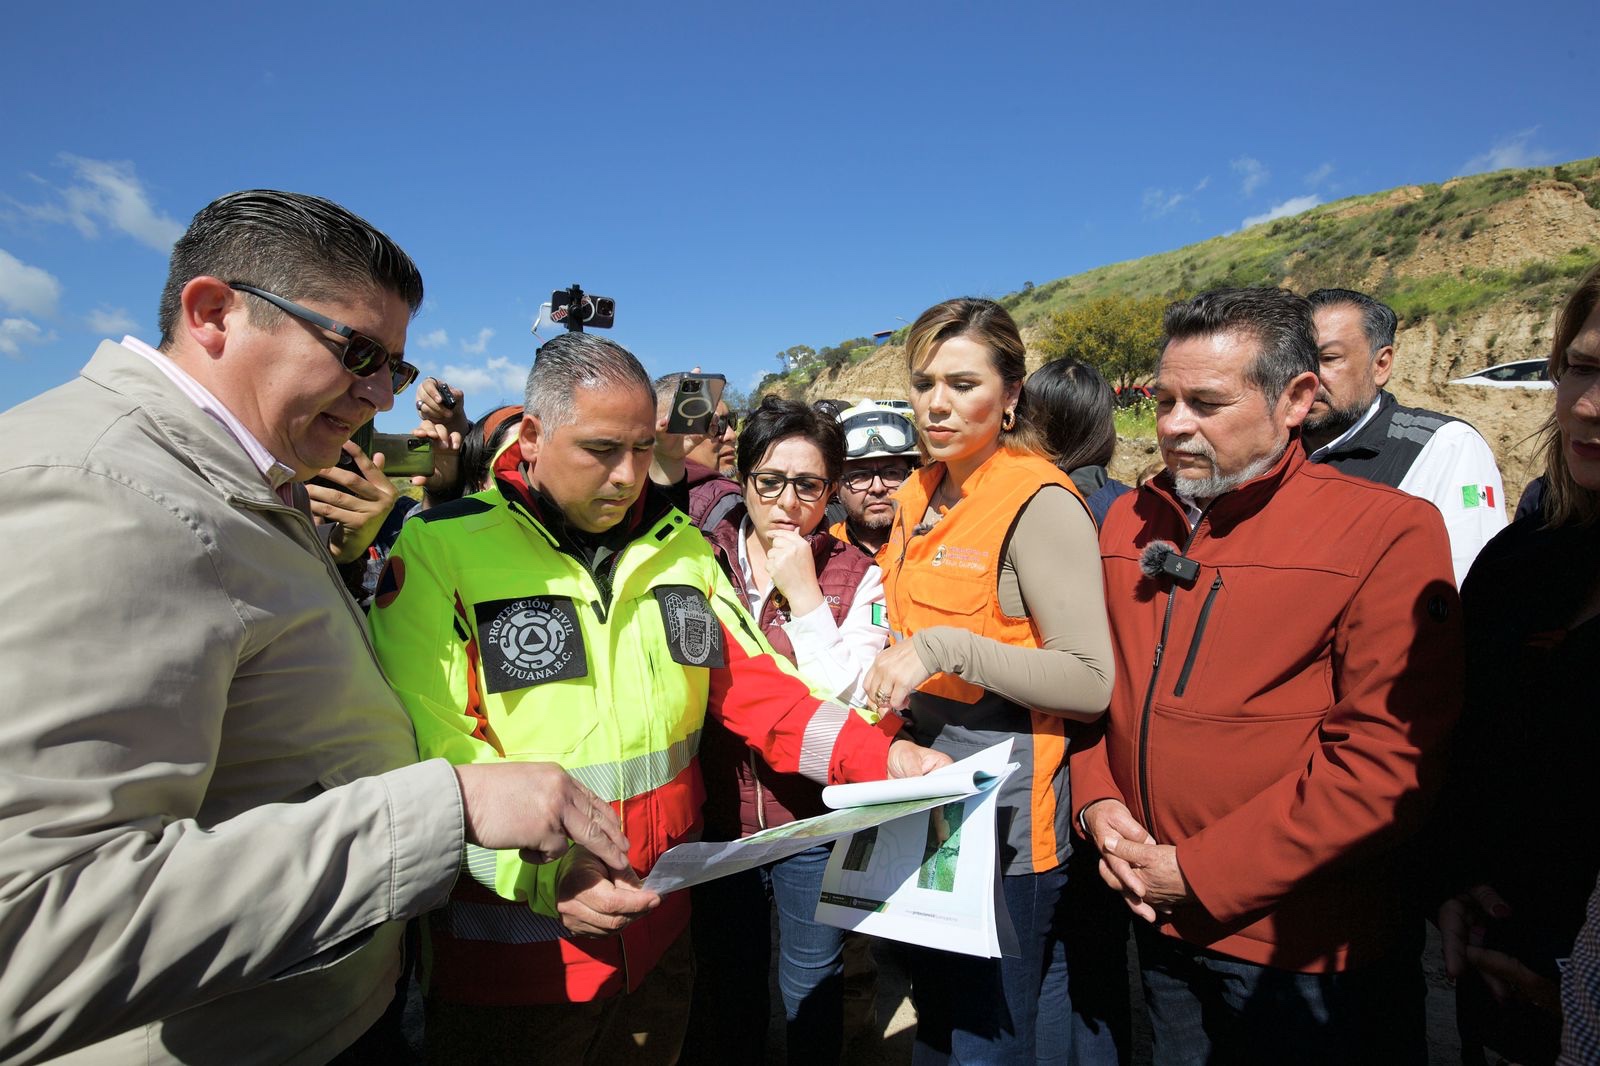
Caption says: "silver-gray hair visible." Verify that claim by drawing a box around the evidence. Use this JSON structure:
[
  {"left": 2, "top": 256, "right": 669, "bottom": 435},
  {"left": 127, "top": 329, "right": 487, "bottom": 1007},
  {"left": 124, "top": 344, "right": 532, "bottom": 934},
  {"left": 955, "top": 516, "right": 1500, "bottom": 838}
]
[{"left": 524, "top": 332, "right": 653, "bottom": 429}]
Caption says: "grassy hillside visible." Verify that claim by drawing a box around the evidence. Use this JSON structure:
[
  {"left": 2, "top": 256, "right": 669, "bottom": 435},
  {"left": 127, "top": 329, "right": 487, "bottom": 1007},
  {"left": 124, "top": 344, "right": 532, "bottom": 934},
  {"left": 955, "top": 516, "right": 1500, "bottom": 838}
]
[
  {"left": 761, "top": 157, "right": 1600, "bottom": 399},
  {"left": 1000, "top": 157, "right": 1600, "bottom": 332}
]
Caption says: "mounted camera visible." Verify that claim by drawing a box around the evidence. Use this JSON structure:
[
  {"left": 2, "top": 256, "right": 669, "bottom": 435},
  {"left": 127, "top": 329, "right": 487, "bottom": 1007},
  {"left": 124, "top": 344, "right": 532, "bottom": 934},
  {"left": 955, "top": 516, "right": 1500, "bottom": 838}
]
[{"left": 550, "top": 283, "right": 616, "bottom": 332}]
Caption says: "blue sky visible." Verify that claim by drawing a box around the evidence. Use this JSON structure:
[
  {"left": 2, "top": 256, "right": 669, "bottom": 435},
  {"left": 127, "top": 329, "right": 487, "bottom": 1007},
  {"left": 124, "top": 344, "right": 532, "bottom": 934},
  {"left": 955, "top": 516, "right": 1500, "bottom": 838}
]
[{"left": 1, "top": 0, "right": 1595, "bottom": 432}]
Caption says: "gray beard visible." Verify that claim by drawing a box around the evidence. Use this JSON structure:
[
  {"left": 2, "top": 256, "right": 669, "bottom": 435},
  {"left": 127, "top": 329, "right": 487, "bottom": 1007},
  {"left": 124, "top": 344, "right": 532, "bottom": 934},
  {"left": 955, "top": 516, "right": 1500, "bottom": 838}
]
[{"left": 1172, "top": 441, "right": 1285, "bottom": 505}]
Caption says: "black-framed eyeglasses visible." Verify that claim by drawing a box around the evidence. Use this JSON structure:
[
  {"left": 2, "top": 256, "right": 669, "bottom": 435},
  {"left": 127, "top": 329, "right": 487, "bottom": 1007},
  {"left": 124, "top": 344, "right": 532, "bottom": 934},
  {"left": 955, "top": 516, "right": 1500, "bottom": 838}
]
[
  {"left": 748, "top": 472, "right": 832, "bottom": 503},
  {"left": 709, "top": 413, "right": 739, "bottom": 436},
  {"left": 229, "top": 282, "right": 419, "bottom": 395},
  {"left": 841, "top": 464, "right": 912, "bottom": 492}
]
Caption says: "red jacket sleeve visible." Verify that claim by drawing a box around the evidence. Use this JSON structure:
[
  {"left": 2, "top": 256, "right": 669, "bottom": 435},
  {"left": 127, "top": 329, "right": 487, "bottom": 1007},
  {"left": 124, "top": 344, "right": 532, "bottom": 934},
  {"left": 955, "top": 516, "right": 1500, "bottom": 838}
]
[
  {"left": 705, "top": 591, "right": 892, "bottom": 786},
  {"left": 1067, "top": 718, "right": 1128, "bottom": 836}
]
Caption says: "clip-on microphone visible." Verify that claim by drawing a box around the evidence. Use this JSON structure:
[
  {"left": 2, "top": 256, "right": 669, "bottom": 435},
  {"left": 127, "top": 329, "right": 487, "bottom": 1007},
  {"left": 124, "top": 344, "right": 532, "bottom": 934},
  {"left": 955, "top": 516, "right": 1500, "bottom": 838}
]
[{"left": 1140, "top": 540, "right": 1200, "bottom": 588}]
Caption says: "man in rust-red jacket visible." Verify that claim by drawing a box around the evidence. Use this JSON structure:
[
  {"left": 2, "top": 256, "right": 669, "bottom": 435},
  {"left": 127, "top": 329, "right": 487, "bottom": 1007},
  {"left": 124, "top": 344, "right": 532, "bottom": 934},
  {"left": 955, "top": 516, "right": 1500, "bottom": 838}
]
[{"left": 1070, "top": 287, "right": 1462, "bottom": 1064}]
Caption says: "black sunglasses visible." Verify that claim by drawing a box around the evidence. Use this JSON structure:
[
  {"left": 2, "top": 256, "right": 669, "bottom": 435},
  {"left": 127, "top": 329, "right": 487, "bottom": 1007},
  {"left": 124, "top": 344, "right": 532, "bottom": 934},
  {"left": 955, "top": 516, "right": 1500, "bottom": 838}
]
[{"left": 229, "top": 282, "right": 418, "bottom": 395}]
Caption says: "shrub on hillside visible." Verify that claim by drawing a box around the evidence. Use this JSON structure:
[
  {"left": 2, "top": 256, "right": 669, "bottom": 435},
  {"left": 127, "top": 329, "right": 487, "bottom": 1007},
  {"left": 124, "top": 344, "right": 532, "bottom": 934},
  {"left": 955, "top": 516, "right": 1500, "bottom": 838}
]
[{"left": 1036, "top": 293, "right": 1168, "bottom": 392}]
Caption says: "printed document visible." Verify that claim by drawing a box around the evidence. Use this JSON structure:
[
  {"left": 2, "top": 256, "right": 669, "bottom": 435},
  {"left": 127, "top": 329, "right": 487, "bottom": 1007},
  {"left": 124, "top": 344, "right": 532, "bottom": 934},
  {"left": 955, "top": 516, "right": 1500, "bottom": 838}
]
[
  {"left": 640, "top": 741, "right": 1008, "bottom": 896},
  {"left": 815, "top": 740, "right": 1019, "bottom": 958}
]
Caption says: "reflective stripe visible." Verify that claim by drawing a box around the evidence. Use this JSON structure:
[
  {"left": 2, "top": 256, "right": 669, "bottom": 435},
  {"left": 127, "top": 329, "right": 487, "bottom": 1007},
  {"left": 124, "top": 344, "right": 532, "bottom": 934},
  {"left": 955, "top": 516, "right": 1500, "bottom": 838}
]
[
  {"left": 567, "top": 729, "right": 701, "bottom": 803},
  {"left": 445, "top": 899, "right": 567, "bottom": 943},
  {"left": 798, "top": 700, "right": 849, "bottom": 784},
  {"left": 458, "top": 730, "right": 703, "bottom": 893},
  {"left": 462, "top": 844, "right": 500, "bottom": 890}
]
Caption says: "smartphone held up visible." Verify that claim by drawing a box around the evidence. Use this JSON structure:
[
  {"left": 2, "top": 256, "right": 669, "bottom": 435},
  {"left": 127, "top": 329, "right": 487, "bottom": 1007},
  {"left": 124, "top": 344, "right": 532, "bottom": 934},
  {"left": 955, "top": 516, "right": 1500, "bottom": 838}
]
[{"left": 665, "top": 373, "right": 726, "bottom": 435}]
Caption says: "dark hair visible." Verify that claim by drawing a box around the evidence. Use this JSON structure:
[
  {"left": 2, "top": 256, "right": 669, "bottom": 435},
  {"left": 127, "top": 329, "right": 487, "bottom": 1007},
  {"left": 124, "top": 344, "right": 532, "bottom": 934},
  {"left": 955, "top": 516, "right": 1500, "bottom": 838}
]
[
  {"left": 735, "top": 396, "right": 846, "bottom": 482},
  {"left": 1160, "top": 287, "right": 1317, "bottom": 400},
  {"left": 158, "top": 190, "right": 423, "bottom": 347},
  {"left": 904, "top": 297, "right": 1042, "bottom": 452},
  {"left": 1307, "top": 288, "right": 1398, "bottom": 355},
  {"left": 1024, "top": 358, "right": 1117, "bottom": 473},
  {"left": 1537, "top": 262, "right": 1600, "bottom": 527},
  {"left": 460, "top": 405, "right": 525, "bottom": 494}
]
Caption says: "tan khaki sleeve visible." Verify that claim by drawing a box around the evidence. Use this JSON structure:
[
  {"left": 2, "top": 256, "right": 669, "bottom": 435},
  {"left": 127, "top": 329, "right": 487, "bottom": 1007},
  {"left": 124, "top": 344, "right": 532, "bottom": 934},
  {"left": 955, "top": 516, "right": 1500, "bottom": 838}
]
[
  {"left": 911, "top": 487, "right": 1112, "bottom": 718},
  {"left": 0, "top": 464, "right": 463, "bottom": 1063}
]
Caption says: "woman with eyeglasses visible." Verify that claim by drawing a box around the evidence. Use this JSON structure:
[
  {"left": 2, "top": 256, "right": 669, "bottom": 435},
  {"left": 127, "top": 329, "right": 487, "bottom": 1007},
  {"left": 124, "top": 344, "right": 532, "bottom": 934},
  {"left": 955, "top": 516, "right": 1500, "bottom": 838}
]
[
  {"left": 681, "top": 397, "right": 889, "bottom": 1066},
  {"left": 862, "top": 297, "right": 1116, "bottom": 1064},
  {"left": 1431, "top": 263, "right": 1600, "bottom": 1065}
]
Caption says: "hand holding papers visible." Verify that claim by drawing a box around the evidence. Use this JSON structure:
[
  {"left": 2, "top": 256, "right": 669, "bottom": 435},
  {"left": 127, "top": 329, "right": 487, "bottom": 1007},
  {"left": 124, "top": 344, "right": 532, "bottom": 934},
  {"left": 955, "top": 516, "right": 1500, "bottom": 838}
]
[
  {"left": 641, "top": 741, "right": 1009, "bottom": 894},
  {"left": 641, "top": 740, "right": 1019, "bottom": 959}
]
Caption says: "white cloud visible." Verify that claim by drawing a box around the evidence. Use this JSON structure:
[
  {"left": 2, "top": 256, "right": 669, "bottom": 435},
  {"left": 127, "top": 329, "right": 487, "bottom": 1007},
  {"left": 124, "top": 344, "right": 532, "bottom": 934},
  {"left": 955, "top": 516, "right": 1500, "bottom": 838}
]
[
  {"left": 0, "top": 317, "right": 54, "bottom": 357},
  {"left": 1241, "top": 195, "right": 1322, "bottom": 229},
  {"left": 0, "top": 249, "right": 63, "bottom": 317},
  {"left": 86, "top": 306, "right": 139, "bottom": 335},
  {"left": 1141, "top": 176, "right": 1211, "bottom": 219},
  {"left": 1304, "top": 162, "right": 1334, "bottom": 187},
  {"left": 1232, "top": 157, "right": 1269, "bottom": 196},
  {"left": 11, "top": 155, "right": 184, "bottom": 252},
  {"left": 416, "top": 328, "right": 449, "bottom": 349},
  {"left": 1460, "top": 128, "right": 1558, "bottom": 175},
  {"left": 433, "top": 356, "right": 528, "bottom": 400},
  {"left": 1142, "top": 188, "right": 1188, "bottom": 217},
  {"left": 461, "top": 327, "right": 494, "bottom": 355}
]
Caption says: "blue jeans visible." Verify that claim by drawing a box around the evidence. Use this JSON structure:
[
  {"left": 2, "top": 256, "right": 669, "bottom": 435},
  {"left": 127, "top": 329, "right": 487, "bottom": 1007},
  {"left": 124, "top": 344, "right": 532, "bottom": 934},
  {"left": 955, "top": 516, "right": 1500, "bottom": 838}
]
[
  {"left": 681, "top": 844, "right": 843, "bottom": 1064},
  {"left": 1134, "top": 923, "right": 1426, "bottom": 1065},
  {"left": 1036, "top": 848, "right": 1131, "bottom": 1065},
  {"left": 905, "top": 864, "right": 1069, "bottom": 1065}
]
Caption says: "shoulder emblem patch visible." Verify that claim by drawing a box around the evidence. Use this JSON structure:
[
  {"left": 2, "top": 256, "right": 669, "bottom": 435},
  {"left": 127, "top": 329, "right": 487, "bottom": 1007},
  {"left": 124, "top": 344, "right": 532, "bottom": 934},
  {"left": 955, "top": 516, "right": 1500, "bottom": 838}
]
[
  {"left": 473, "top": 596, "right": 588, "bottom": 692},
  {"left": 654, "top": 585, "right": 726, "bottom": 668}
]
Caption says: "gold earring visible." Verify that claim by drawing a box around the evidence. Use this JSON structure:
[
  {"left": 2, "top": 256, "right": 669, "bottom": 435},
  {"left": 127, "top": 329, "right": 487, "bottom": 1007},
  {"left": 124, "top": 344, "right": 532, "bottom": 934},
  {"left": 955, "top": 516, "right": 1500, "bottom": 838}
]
[{"left": 1001, "top": 409, "right": 1016, "bottom": 431}]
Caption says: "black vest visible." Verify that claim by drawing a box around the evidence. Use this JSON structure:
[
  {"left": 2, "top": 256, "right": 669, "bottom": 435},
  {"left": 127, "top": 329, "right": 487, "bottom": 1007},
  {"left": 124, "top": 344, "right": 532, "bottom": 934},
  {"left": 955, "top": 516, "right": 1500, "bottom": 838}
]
[{"left": 1310, "top": 390, "right": 1460, "bottom": 489}]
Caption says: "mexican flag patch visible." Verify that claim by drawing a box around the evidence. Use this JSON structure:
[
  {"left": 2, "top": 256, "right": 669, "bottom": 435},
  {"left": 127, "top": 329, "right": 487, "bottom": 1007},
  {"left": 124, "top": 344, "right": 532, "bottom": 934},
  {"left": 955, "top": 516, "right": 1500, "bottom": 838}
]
[
  {"left": 1461, "top": 484, "right": 1496, "bottom": 509},
  {"left": 871, "top": 603, "right": 888, "bottom": 628}
]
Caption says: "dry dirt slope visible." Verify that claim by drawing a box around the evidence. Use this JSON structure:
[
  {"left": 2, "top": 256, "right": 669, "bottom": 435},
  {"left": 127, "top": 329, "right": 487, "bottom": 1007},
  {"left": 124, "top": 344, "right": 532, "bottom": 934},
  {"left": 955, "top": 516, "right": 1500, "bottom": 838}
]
[{"left": 785, "top": 161, "right": 1600, "bottom": 508}]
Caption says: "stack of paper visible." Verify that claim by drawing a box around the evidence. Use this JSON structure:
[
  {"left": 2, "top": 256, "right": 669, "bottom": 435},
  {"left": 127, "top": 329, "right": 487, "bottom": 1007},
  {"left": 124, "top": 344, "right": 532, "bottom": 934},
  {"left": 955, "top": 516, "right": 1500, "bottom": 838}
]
[
  {"left": 640, "top": 740, "right": 1019, "bottom": 959},
  {"left": 816, "top": 741, "right": 1019, "bottom": 959}
]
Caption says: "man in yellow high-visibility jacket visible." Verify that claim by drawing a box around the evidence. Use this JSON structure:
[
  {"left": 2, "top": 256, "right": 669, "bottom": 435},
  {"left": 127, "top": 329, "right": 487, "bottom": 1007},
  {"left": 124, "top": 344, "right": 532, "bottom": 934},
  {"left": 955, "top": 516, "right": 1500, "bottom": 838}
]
[{"left": 369, "top": 331, "right": 946, "bottom": 1063}]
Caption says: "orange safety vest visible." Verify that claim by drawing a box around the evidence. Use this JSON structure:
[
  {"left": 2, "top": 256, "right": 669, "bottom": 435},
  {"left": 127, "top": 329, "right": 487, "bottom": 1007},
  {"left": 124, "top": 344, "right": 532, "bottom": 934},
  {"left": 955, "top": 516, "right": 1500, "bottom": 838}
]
[{"left": 879, "top": 446, "right": 1085, "bottom": 874}]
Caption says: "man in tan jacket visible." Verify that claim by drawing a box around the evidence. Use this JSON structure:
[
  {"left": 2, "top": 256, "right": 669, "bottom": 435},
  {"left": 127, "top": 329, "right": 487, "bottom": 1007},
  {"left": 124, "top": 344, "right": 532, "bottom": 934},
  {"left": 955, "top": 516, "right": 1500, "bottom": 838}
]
[{"left": 0, "top": 190, "right": 628, "bottom": 1065}]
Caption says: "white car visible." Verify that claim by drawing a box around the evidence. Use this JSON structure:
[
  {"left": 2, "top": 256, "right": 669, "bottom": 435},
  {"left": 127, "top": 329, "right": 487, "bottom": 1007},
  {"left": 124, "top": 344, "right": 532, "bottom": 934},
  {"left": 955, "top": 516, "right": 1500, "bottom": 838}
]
[{"left": 1447, "top": 358, "right": 1552, "bottom": 389}]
